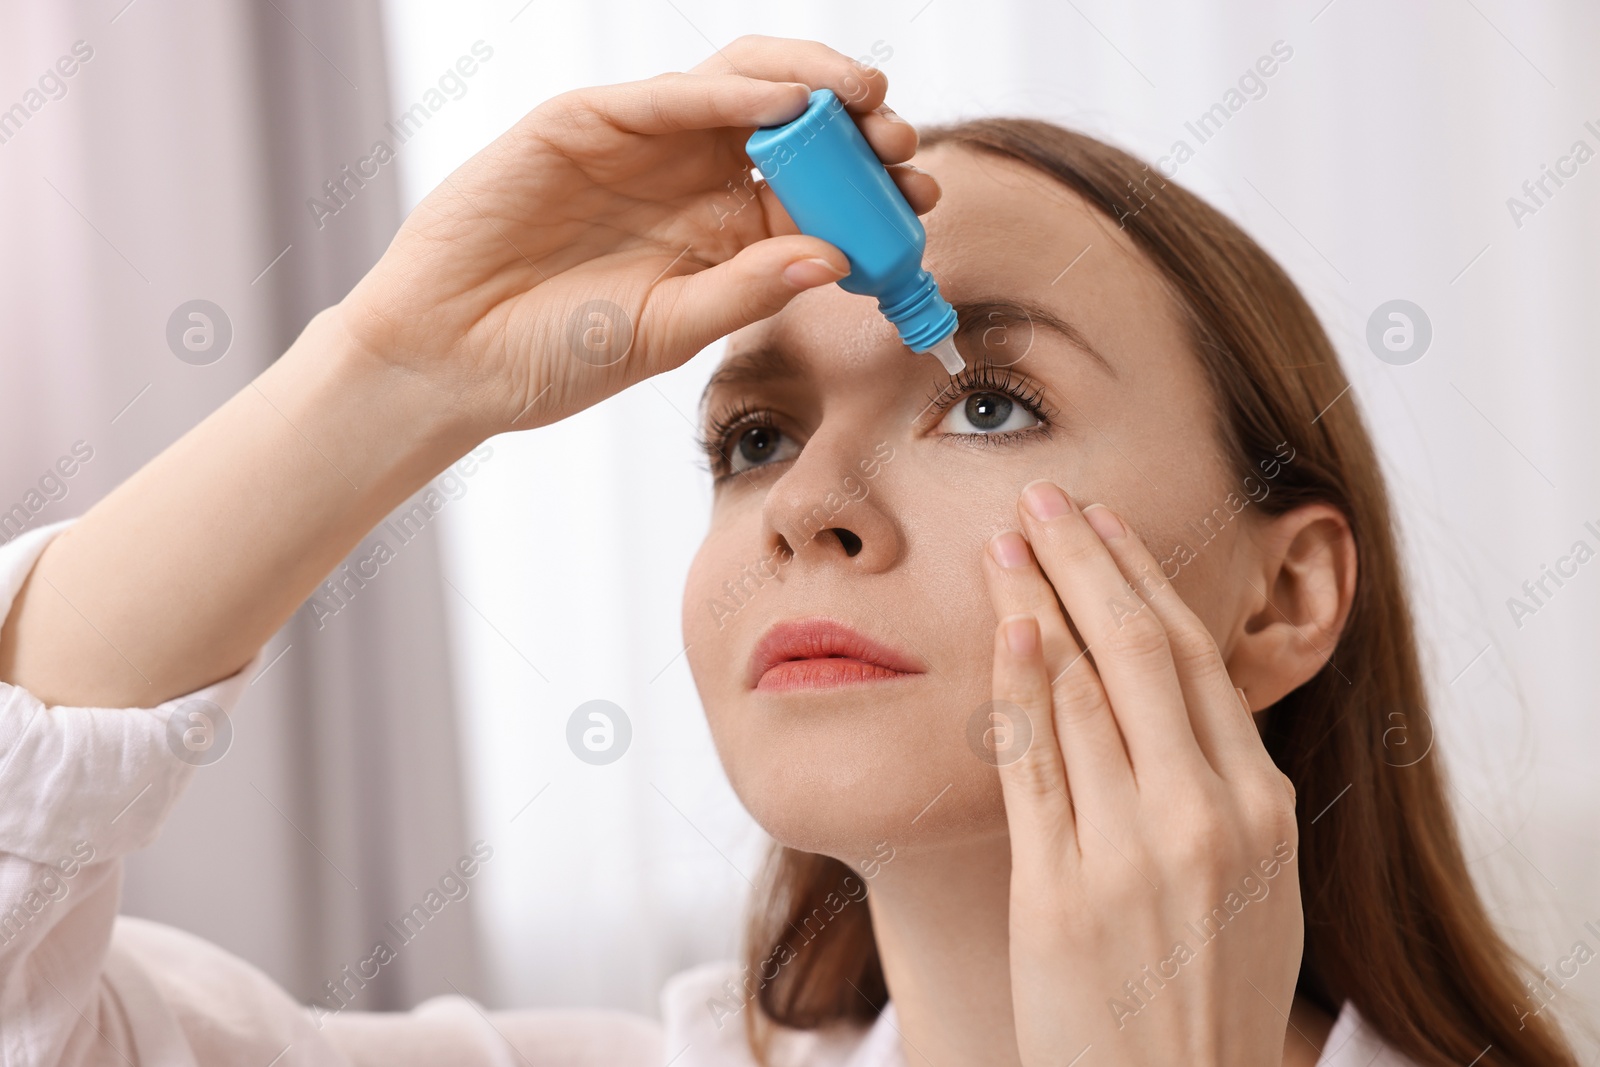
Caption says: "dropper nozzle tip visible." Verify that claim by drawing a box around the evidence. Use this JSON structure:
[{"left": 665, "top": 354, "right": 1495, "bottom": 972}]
[{"left": 927, "top": 335, "right": 965, "bottom": 375}]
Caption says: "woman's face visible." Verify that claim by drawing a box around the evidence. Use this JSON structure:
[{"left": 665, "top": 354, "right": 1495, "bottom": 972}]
[{"left": 682, "top": 144, "right": 1257, "bottom": 861}]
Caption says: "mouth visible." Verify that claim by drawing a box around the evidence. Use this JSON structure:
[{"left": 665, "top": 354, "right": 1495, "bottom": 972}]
[{"left": 747, "top": 616, "right": 927, "bottom": 692}]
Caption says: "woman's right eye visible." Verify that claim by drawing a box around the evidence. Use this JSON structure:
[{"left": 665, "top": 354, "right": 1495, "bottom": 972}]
[{"left": 725, "top": 424, "right": 799, "bottom": 476}]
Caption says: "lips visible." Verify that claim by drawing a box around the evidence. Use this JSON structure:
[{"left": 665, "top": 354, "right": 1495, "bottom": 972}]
[{"left": 747, "top": 617, "right": 926, "bottom": 692}]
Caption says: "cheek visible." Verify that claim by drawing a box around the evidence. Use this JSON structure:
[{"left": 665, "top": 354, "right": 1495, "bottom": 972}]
[
  {"left": 1130, "top": 494, "right": 1257, "bottom": 646},
  {"left": 682, "top": 535, "right": 728, "bottom": 646},
  {"left": 682, "top": 528, "right": 750, "bottom": 706}
]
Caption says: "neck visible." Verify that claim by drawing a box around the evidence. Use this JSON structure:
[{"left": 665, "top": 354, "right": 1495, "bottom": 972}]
[
  {"left": 865, "top": 831, "right": 1021, "bottom": 1067},
  {"left": 861, "top": 834, "right": 1332, "bottom": 1067}
]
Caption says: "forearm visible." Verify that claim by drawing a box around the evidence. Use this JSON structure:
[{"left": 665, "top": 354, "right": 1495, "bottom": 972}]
[{"left": 0, "top": 304, "right": 483, "bottom": 709}]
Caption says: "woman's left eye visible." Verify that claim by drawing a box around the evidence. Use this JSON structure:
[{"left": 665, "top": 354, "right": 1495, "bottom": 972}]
[{"left": 936, "top": 390, "right": 1042, "bottom": 435}]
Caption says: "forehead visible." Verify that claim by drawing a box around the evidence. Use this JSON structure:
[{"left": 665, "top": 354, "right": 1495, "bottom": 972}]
[{"left": 723, "top": 142, "right": 1188, "bottom": 362}]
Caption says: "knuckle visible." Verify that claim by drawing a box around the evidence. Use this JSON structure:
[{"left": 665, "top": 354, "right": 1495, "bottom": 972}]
[
  {"left": 1048, "top": 668, "right": 1105, "bottom": 730},
  {"left": 1050, "top": 527, "right": 1103, "bottom": 568},
  {"left": 1268, "top": 776, "right": 1301, "bottom": 834},
  {"left": 645, "top": 79, "right": 676, "bottom": 130},
  {"left": 992, "top": 663, "right": 1041, "bottom": 710},
  {"left": 738, "top": 283, "right": 787, "bottom": 325},
  {"left": 1008, "top": 580, "right": 1058, "bottom": 622},
  {"left": 1239, "top": 774, "right": 1299, "bottom": 841},
  {"left": 1008, "top": 748, "right": 1062, "bottom": 802},
  {"left": 1125, "top": 558, "right": 1169, "bottom": 598},
  {"left": 1168, "top": 803, "right": 1231, "bottom": 867},
  {"left": 532, "top": 89, "right": 593, "bottom": 135},
  {"left": 1101, "top": 607, "right": 1170, "bottom": 663},
  {"left": 1240, "top": 784, "right": 1277, "bottom": 826},
  {"left": 1167, "top": 625, "right": 1221, "bottom": 674},
  {"left": 724, "top": 34, "right": 769, "bottom": 58}
]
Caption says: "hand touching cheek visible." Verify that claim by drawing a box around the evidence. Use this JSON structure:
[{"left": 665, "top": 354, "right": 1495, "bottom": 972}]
[{"left": 982, "top": 480, "right": 1301, "bottom": 1067}]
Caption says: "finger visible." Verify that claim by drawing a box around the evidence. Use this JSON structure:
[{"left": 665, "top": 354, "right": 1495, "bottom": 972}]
[
  {"left": 1017, "top": 481, "right": 1210, "bottom": 782},
  {"left": 1083, "top": 503, "right": 1279, "bottom": 784},
  {"left": 855, "top": 105, "right": 919, "bottom": 165},
  {"left": 569, "top": 73, "right": 814, "bottom": 137},
  {"left": 985, "top": 533, "right": 1083, "bottom": 685},
  {"left": 984, "top": 531, "right": 1135, "bottom": 810},
  {"left": 990, "top": 613, "right": 1078, "bottom": 865},
  {"left": 885, "top": 163, "right": 941, "bottom": 216},
  {"left": 647, "top": 233, "right": 848, "bottom": 365},
  {"left": 689, "top": 35, "right": 889, "bottom": 114}
]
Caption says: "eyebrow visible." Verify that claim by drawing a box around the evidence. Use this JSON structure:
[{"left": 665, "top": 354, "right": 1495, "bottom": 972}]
[
  {"left": 698, "top": 297, "right": 1113, "bottom": 412},
  {"left": 699, "top": 338, "right": 808, "bottom": 413},
  {"left": 952, "top": 299, "right": 1115, "bottom": 378}
]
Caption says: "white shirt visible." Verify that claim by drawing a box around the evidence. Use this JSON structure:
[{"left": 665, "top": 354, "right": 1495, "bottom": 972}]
[{"left": 0, "top": 519, "right": 1420, "bottom": 1066}]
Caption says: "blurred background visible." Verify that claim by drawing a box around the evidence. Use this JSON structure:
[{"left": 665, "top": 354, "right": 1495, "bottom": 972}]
[{"left": 1, "top": 0, "right": 1597, "bottom": 1052}]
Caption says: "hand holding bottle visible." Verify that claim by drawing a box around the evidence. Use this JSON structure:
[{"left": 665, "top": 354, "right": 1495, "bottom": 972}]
[{"left": 335, "top": 35, "right": 940, "bottom": 438}]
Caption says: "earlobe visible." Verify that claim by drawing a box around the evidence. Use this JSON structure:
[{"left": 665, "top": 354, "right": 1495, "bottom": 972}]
[{"left": 1225, "top": 504, "right": 1357, "bottom": 711}]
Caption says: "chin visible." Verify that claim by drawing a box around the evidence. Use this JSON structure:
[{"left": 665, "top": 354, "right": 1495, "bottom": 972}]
[{"left": 705, "top": 683, "right": 1011, "bottom": 861}]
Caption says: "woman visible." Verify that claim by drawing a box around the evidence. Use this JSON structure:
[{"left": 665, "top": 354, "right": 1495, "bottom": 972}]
[{"left": 0, "top": 34, "right": 1577, "bottom": 1067}]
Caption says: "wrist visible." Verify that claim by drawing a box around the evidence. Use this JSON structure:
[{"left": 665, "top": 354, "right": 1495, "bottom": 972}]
[{"left": 267, "top": 302, "right": 487, "bottom": 508}]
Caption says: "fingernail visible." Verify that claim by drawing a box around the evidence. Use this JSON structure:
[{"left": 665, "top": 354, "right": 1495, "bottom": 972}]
[
  {"left": 880, "top": 106, "right": 907, "bottom": 124},
  {"left": 1082, "top": 503, "right": 1124, "bottom": 541},
  {"left": 783, "top": 258, "right": 845, "bottom": 289},
  {"left": 1021, "top": 480, "right": 1072, "bottom": 521},
  {"left": 1002, "top": 614, "right": 1039, "bottom": 657},
  {"left": 988, "top": 530, "right": 1031, "bottom": 569}
]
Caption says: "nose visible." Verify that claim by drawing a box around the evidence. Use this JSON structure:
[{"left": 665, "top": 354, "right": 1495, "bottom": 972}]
[{"left": 758, "top": 435, "right": 902, "bottom": 574}]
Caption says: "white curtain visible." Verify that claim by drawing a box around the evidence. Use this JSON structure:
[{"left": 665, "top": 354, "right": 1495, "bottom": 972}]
[
  {"left": 0, "top": 0, "right": 484, "bottom": 1010},
  {"left": 383, "top": 0, "right": 1600, "bottom": 1042}
]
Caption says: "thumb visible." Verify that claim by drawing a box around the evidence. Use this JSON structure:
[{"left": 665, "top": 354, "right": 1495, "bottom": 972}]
[{"left": 651, "top": 235, "right": 849, "bottom": 361}]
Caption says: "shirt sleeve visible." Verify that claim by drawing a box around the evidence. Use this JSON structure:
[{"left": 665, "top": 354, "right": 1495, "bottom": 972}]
[
  {"left": 0, "top": 518, "right": 272, "bottom": 1066},
  {"left": 0, "top": 519, "right": 667, "bottom": 1067}
]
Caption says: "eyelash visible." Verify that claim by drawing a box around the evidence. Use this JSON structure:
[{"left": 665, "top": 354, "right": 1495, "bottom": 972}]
[
  {"left": 695, "top": 398, "right": 772, "bottom": 483},
  {"left": 695, "top": 360, "right": 1058, "bottom": 482},
  {"left": 923, "top": 359, "right": 1058, "bottom": 443}
]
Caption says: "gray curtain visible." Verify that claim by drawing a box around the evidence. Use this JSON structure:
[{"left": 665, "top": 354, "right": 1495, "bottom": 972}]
[{"left": 0, "top": 0, "right": 484, "bottom": 1009}]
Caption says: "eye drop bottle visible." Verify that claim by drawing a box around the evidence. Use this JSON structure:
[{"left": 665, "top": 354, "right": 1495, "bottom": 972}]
[{"left": 746, "top": 88, "right": 965, "bottom": 374}]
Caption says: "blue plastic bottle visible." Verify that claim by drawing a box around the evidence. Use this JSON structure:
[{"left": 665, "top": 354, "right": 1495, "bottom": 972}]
[{"left": 746, "top": 88, "right": 965, "bottom": 374}]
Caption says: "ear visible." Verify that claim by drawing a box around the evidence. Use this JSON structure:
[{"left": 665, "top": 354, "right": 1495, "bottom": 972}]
[{"left": 1223, "top": 503, "right": 1357, "bottom": 712}]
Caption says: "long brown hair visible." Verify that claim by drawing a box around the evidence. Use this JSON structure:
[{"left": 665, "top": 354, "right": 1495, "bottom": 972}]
[{"left": 739, "top": 119, "right": 1580, "bottom": 1066}]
